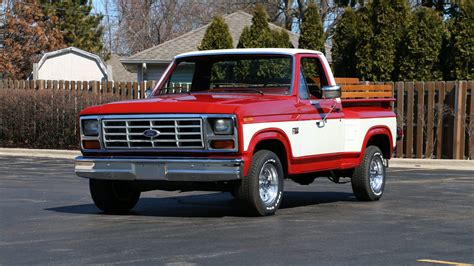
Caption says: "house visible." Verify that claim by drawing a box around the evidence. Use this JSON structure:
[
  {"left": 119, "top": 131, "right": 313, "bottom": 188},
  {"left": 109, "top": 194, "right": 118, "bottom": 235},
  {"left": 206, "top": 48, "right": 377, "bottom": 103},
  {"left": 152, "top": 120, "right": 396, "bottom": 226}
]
[
  {"left": 33, "top": 46, "right": 112, "bottom": 81},
  {"left": 121, "top": 10, "right": 332, "bottom": 83},
  {"left": 106, "top": 54, "right": 136, "bottom": 82}
]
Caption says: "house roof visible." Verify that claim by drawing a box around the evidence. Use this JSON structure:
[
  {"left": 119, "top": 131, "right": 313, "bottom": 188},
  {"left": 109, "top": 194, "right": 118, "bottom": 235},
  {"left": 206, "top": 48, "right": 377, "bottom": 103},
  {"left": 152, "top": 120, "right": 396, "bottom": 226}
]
[
  {"left": 37, "top": 46, "right": 108, "bottom": 76},
  {"left": 106, "top": 54, "right": 136, "bottom": 82},
  {"left": 121, "top": 11, "right": 301, "bottom": 64}
]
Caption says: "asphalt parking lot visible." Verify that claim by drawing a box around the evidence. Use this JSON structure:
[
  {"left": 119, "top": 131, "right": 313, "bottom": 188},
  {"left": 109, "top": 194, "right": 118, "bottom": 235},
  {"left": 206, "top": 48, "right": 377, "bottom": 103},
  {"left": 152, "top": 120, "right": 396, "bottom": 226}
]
[{"left": 0, "top": 156, "right": 473, "bottom": 265}]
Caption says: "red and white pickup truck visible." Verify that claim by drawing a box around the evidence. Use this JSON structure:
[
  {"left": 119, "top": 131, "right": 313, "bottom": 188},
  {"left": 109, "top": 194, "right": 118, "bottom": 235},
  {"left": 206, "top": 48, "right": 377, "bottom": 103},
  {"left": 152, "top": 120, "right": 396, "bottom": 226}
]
[{"left": 75, "top": 48, "right": 397, "bottom": 216}]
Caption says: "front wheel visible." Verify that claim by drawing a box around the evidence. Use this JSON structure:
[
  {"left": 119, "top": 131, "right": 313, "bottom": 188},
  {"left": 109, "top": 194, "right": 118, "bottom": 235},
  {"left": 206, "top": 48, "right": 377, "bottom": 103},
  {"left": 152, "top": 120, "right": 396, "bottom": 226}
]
[
  {"left": 351, "top": 146, "right": 386, "bottom": 201},
  {"left": 89, "top": 179, "right": 141, "bottom": 213},
  {"left": 235, "top": 150, "right": 284, "bottom": 216}
]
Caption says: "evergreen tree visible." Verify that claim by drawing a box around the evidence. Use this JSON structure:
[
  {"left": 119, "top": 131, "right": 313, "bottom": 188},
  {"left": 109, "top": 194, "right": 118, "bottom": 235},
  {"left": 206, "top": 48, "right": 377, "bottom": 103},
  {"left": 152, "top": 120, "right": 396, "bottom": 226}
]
[
  {"left": 298, "top": 1, "right": 325, "bottom": 53},
  {"left": 40, "top": 0, "right": 105, "bottom": 58},
  {"left": 443, "top": 2, "right": 473, "bottom": 80},
  {"left": 332, "top": 8, "right": 365, "bottom": 77},
  {"left": 397, "top": 7, "right": 444, "bottom": 81},
  {"left": 237, "top": 4, "right": 292, "bottom": 48},
  {"left": 237, "top": 5, "right": 273, "bottom": 48},
  {"left": 355, "top": 0, "right": 410, "bottom": 81},
  {"left": 272, "top": 29, "right": 294, "bottom": 48},
  {"left": 198, "top": 15, "right": 233, "bottom": 50},
  {"left": 0, "top": 2, "right": 65, "bottom": 79}
]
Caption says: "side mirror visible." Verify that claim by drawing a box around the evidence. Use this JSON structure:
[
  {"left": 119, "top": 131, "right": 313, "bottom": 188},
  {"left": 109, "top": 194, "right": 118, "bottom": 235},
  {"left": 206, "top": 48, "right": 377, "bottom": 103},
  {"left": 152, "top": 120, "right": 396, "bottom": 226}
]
[{"left": 322, "top": 85, "right": 341, "bottom": 99}]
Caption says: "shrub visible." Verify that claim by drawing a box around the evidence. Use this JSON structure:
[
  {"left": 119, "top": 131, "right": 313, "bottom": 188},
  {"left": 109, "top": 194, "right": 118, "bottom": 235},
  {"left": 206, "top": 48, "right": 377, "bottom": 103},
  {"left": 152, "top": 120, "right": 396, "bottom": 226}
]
[
  {"left": 396, "top": 7, "right": 444, "bottom": 81},
  {"left": 0, "top": 89, "right": 122, "bottom": 149},
  {"left": 237, "top": 4, "right": 293, "bottom": 48},
  {"left": 298, "top": 1, "right": 325, "bottom": 53},
  {"left": 198, "top": 15, "right": 233, "bottom": 50},
  {"left": 443, "top": 2, "right": 474, "bottom": 80}
]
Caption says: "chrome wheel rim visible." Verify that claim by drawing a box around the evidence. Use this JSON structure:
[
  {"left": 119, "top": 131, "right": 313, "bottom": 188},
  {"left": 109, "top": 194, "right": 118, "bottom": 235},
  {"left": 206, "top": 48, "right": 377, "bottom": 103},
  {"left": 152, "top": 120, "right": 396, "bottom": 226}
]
[
  {"left": 369, "top": 154, "right": 384, "bottom": 195},
  {"left": 259, "top": 160, "right": 279, "bottom": 205}
]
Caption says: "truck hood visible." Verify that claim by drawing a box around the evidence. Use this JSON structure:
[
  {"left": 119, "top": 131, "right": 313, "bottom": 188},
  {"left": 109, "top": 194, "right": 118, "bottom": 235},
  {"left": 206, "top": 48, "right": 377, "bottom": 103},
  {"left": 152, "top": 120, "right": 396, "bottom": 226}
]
[{"left": 80, "top": 93, "right": 296, "bottom": 117}]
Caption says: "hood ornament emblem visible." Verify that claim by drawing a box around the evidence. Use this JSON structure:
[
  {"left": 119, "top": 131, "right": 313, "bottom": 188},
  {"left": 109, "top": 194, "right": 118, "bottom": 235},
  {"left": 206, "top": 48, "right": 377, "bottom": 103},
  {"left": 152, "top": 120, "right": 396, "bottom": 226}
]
[{"left": 143, "top": 129, "right": 160, "bottom": 138}]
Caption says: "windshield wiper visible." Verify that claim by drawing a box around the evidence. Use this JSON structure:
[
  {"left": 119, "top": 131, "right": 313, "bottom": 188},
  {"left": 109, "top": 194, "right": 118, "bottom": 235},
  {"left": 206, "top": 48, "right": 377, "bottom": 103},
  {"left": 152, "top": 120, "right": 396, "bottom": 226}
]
[{"left": 222, "top": 88, "right": 264, "bottom": 95}]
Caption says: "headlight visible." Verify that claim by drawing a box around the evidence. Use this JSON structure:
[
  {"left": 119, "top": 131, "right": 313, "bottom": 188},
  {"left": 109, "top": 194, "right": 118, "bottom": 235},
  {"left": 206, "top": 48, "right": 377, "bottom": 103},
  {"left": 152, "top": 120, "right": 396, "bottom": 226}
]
[
  {"left": 213, "top": 119, "right": 233, "bottom": 135},
  {"left": 82, "top": 119, "right": 99, "bottom": 136}
]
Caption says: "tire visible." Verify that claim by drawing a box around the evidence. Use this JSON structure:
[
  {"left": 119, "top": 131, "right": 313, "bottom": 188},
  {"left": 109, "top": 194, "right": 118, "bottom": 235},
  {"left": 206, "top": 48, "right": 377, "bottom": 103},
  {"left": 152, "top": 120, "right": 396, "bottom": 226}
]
[
  {"left": 235, "top": 150, "right": 284, "bottom": 216},
  {"left": 351, "top": 145, "right": 386, "bottom": 201},
  {"left": 89, "top": 179, "right": 141, "bottom": 213}
]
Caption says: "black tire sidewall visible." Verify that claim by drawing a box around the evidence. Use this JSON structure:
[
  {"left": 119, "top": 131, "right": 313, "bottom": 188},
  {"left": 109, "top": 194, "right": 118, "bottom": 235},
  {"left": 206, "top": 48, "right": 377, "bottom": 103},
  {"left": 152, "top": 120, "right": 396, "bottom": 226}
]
[
  {"left": 89, "top": 179, "right": 140, "bottom": 213},
  {"left": 352, "top": 146, "right": 386, "bottom": 201},
  {"left": 250, "top": 151, "right": 284, "bottom": 215}
]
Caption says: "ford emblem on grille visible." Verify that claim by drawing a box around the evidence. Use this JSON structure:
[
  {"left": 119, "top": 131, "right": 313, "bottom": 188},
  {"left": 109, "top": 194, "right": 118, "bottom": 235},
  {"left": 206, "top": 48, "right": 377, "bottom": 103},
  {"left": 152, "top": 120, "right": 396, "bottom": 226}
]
[{"left": 143, "top": 129, "right": 160, "bottom": 138}]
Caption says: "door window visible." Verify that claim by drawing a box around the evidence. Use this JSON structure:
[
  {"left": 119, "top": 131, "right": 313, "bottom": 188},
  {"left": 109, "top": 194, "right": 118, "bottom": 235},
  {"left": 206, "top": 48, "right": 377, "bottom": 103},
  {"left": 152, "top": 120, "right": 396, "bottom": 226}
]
[
  {"left": 300, "top": 57, "right": 328, "bottom": 99},
  {"left": 298, "top": 70, "right": 310, "bottom": 99}
]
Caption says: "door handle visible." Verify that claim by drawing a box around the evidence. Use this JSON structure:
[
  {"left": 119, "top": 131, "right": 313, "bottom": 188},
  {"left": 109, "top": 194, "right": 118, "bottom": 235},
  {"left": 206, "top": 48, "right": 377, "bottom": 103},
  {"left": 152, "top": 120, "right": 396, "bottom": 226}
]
[{"left": 316, "top": 120, "right": 325, "bottom": 128}]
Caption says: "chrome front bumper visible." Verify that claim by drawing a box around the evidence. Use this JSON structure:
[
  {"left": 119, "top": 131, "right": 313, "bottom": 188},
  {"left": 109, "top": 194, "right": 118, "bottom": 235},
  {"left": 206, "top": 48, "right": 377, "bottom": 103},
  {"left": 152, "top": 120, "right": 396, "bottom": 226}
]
[{"left": 75, "top": 156, "right": 243, "bottom": 181}]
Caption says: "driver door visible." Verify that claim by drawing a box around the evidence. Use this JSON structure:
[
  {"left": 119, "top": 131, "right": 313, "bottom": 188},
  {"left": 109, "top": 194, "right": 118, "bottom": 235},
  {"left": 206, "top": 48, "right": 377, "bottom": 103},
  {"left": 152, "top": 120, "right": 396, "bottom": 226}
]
[{"left": 295, "top": 55, "right": 344, "bottom": 169}]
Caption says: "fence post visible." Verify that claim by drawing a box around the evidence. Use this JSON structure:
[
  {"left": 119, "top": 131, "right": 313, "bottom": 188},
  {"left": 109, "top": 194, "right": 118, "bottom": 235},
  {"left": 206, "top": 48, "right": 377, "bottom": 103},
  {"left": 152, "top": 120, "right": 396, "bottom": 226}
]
[
  {"left": 140, "top": 81, "right": 145, "bottom": 98},
  {"left": 435, "top": 81, "right": 445, "bottom": 158},
  {"left": 82, "top": 81, "right": 88, "bottom": 91},
  {"left": 453, "top": 81, "right": 467, "bottom": 159},
  {"left": 468, "top": 80, "right": 474, "bottom": 159},
  {"left": 132, "top": 82, "right": 138, "bottom": 99},
  {"left": 126, "top": 82, "right": 132, "bottom": 98},
  {"left": 415, "top": 82, "right": 425, "bottom": 158},
  {"left": 39, "top": 80, "right": 45, "bottom": 90},
  {"left": 405, "top": 82, "right": 414, "bottom": 158},
  {"left": 425, "top": 82, "right": 435, "bottom": 158},
  {"left": 395, "top": 82, "right": 404, "bottom": 158}
]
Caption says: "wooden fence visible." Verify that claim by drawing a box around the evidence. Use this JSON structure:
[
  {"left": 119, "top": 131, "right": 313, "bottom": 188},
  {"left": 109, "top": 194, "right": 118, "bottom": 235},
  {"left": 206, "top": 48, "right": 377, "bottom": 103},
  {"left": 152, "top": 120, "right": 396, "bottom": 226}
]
[
  {"left": 338, "top": 79, "right": 473, "bottom": 159},
  {"left": 0, "top": 79, "right": 473, "bottom": 159},
  {"left": 0, "top": 79, "right": 157, "bottom": 99},
  {"left": 392, "top": 81, "right": 474, "bottom": 160}
]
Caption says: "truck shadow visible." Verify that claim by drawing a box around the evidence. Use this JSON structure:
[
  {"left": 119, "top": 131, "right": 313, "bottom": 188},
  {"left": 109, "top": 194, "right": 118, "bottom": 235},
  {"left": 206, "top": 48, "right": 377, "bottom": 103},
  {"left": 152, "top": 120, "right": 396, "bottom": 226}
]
[{"left": 46, "top": 191, "right": 355, "bottom": 218}]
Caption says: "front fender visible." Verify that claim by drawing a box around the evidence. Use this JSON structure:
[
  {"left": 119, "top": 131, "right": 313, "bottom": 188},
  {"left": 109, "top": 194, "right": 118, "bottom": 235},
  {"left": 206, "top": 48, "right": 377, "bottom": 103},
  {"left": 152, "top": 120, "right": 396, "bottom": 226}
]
[{"left": 242, "top": 128, "right": 293, "bottom": 176}]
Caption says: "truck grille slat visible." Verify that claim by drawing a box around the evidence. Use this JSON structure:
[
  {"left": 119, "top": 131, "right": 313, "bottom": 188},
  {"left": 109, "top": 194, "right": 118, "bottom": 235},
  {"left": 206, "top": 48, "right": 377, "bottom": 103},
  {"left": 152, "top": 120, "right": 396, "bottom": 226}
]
[{"left": 102, "top": 118, "right": 204, "bottom": 149}]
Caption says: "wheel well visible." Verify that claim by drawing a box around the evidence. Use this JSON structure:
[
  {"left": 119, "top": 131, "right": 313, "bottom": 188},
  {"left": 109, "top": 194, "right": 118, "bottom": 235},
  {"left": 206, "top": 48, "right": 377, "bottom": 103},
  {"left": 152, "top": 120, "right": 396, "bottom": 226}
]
[
  {"left": 254, "top": 139, "right": 288, "bottom": 177},
  {"left": 366, "top": 134, "right": 391, "bottom": 159}
]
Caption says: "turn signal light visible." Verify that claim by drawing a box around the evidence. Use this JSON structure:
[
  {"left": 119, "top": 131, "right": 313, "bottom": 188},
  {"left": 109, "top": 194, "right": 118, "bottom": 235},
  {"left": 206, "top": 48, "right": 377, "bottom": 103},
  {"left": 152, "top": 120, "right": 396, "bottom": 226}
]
[
  {"left": 82, "top": 140, "right": 101, "bottom": 149},
  {"left": 210, "top": 140, "right": 234, "bottom": 149}
]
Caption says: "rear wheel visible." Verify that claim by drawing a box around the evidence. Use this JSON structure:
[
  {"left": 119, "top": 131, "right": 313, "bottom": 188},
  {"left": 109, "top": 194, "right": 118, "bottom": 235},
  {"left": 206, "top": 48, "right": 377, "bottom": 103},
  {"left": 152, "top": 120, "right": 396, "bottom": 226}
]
[
  {"left": 89, "top": 179, "right": 141, "bottom": 213},
  {"left": 235, "top": 150, "right": 284, "bottom": 216},
  {"left": 351, "top": 146, "right": 386, "bottom": 201}
]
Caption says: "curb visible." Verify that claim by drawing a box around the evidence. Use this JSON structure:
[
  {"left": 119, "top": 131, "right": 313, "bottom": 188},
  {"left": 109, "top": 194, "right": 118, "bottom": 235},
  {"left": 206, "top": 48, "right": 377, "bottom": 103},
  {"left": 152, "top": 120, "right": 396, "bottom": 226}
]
[
  {"left": 0, "top": 148, "right": 80, "bottom": 159},
  {"left": 389, "top": 158, "right": 474, "bottom": 171},
  {"left": 1, "top": 148, "right": 473, "bottom": 170}
]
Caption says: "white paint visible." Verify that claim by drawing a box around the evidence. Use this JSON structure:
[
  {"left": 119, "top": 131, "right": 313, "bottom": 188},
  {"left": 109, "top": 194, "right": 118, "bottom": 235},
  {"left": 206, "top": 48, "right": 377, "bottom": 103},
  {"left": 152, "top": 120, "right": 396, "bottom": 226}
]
[
  {"left": 243, "top": 117, "right": 396, "bottom": 157},
  {"left": 35, "top": 47, "right": 109, "bottom": 81},
  {"left": 176, "top": 48, "right": 324, "bottom": 59}
]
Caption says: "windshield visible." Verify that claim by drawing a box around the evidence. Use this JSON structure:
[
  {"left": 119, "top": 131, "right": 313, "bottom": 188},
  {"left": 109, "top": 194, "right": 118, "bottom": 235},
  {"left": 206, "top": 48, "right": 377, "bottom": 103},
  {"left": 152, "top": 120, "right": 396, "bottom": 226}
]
[{"left": 156, "top": 55, "right": 293, "bottom": 96}]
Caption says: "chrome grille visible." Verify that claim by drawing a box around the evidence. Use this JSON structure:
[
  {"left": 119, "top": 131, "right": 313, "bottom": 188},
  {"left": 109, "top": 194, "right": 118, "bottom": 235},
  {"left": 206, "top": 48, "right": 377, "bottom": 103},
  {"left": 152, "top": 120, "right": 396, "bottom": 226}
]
[{"left": 102, "top": 118, "right": 204, "bottom": 149}]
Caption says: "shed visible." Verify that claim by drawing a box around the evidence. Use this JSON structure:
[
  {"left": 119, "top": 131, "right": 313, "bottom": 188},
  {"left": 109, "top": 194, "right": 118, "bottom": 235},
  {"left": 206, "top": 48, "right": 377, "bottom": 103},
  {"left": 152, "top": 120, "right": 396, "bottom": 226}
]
[{"left": 33, "top": 47, "right": 112, "bottom": 81}]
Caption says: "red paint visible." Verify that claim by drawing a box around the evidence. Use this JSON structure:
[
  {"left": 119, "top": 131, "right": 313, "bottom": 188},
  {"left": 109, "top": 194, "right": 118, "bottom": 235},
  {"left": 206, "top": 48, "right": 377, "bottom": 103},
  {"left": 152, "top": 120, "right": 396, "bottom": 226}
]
[{"left": 80, "top": 50, "right": 396, "bottom": 177}]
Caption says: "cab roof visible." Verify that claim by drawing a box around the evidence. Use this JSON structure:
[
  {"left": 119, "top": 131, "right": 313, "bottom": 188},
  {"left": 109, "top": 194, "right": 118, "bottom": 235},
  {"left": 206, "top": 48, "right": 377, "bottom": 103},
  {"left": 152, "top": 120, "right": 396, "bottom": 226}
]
[{"left": 175, "top": 48, "right": 323, "bottom": 59}]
